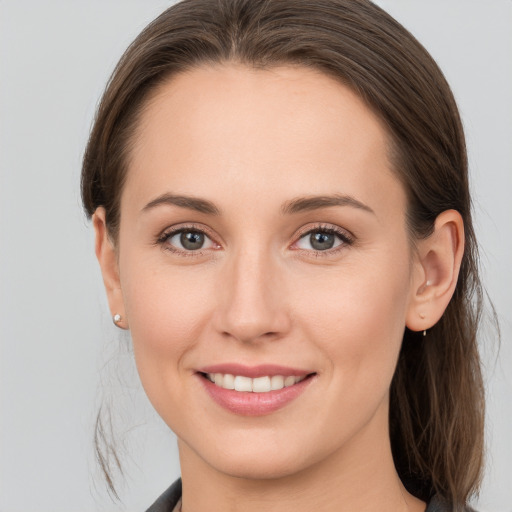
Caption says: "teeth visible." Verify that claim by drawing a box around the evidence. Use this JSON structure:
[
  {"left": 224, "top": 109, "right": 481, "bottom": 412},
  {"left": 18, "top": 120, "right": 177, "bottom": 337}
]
[
  {"left": 223, "top": 373, "right": 235, "bottom": 389},
  {"left": 234, "top": 375, "right": 253, "bottom": 392},
  {"left": 270, "top": 375, "right": 284, "bottom": 390},
  {"left": 206, "top": 373, "right": 306, "bottom": 392},
  {"left": 284, "top": 376, "right": 296, "bottom": 387},
  {"left": 252, "top": 376, "right": 271, "bottom": 393}
]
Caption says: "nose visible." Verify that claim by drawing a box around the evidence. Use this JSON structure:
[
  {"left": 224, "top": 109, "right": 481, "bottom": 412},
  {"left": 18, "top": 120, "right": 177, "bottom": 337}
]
[{"left": 213, "top": 246, "right": 292, "bottom": 344}]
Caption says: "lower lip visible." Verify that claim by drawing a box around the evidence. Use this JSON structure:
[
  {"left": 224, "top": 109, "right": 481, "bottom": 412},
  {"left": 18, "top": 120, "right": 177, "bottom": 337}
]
[{"left": 198, "top": 374, "right": 315, "bottom": 416}]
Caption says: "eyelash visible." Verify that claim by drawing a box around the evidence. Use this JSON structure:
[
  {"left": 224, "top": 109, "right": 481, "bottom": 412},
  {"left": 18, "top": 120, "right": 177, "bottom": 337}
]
[
  {"left": 156, "top": 223, "right": 355, "bottom": 258},
  {"left": 292, "top": 224, "right": 355, "bottom": 257},
  {"left": 156, "top": 223, "right": 218, "bottom": 257}
]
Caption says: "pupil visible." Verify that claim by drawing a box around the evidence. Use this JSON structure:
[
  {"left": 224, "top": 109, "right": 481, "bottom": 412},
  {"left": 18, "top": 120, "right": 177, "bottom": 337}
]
[
  {"left": 180, "top": 231, "right": 204, "bottom": 250},
  {"left": 310, "top": 232, "right": 334, "bottom": 250}
]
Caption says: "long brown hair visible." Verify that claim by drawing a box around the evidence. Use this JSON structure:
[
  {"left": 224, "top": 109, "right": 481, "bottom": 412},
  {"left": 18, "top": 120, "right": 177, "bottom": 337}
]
[{"left": 82, "top": 0, "right": 485, "bottom": 508}]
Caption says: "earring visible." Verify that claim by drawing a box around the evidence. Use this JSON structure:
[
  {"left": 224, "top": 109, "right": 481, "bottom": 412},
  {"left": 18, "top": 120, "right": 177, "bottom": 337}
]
[
  {"left": 113, "top": 314, "right": 122, "bottom": 325},
  {"left": 423, "top": 329, "right": 427, "bottom": 337}
]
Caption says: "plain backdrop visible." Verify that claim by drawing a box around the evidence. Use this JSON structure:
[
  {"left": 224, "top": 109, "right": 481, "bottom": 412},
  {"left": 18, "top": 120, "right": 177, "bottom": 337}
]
[{"left": 1, "top": 1, "right": 511, "bottom": 511}]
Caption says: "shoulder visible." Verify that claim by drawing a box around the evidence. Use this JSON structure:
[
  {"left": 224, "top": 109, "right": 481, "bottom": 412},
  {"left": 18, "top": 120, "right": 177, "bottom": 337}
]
[{"left": 145, "top": 479, "right": 182, "bottom": 512}]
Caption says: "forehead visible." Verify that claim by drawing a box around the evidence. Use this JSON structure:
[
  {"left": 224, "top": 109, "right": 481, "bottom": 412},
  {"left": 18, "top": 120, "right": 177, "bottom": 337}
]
[{"left": 124, "top": 63, "right": 405, "bottom": 218}]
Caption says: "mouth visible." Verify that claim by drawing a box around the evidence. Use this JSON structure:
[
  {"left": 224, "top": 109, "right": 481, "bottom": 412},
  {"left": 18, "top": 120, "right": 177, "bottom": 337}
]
[
  {"left": 200, "top": 372, "right": 310, "bottom": 392},
  {"left": 196, "top": 364, "right": 317, "bottom": 416}
]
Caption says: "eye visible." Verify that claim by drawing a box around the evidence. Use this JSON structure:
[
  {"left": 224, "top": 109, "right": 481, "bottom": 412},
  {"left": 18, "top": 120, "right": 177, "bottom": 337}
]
[
  {"left": 158, "top": 226, "right": 218, "bottom": 253},
  {"left": 293, "top": 226, "right": 353, "bottom": 252}
]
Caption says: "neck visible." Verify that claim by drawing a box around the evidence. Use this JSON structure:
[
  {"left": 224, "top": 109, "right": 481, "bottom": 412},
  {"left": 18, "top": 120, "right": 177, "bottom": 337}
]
[{"left": 177, "top": 405, "right": 426, "bottom": 512}]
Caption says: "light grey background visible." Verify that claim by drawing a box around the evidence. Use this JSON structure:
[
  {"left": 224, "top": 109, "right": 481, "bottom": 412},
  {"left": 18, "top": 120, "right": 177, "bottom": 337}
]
[{"left": 1, "top": 1, "right": 510, "bottom": 511}]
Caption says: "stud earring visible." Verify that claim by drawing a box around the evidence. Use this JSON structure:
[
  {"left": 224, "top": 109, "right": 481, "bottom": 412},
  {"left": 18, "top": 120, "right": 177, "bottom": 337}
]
[{"left": 113, "top": 314, "right": 122, "bottom": 325}]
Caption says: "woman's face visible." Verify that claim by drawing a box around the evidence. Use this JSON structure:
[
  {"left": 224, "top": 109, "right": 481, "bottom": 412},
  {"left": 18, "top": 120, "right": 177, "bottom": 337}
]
[{"left": 114, "top": 64, "right": 420, "bottom": 479}]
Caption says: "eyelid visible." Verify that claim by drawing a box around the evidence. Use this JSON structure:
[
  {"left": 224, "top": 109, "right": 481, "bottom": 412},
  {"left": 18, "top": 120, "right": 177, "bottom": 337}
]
[
  {"left": 155, "top": 221, "right": 355, "bottom": 257},
  {"left": 156, "top": 222, "right": 222, "bottom": 255},
  {"left": 290, "top": 223, "right": 355, "bottom": 254}
]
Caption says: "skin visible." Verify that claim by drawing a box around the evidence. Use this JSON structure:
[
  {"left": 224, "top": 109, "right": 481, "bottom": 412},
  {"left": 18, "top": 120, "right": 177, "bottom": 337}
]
[{"left": 94, "top": 64, "right": 464, "bottom": 512}]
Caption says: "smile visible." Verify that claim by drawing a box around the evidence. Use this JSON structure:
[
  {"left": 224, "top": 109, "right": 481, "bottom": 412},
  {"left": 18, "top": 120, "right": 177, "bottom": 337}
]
[
  {"left": 205, "top": 373, "right": 307, "bottom": 392},
  {"left": 197, "top": 365, "right": 316, "bottom": 416}
]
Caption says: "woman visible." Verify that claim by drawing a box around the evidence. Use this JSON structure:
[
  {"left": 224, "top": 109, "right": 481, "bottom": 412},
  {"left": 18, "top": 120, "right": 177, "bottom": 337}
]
[{"left": 81, "top": 1, "right": 484, "bottom": 511}]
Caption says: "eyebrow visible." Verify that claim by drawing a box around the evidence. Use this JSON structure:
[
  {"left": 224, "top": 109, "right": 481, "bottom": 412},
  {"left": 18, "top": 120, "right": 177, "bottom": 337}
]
[
  {"left": 142, "top": 192, "right": 375, "bottom": 216},
  {"left": 281, "top": 194, "right": 375, "bottom": 215},
  {"left": 142, "top": 193, "right": 221, "bottom": 215}
]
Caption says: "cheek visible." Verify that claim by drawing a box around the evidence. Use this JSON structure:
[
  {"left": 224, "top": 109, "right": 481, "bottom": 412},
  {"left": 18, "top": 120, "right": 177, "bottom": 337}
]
[
  {"left": 294, "top": 252, "right": 411, "bottom": 399},
  {"left": 119, "top": 253, "right": 216, "bottom": 386}
]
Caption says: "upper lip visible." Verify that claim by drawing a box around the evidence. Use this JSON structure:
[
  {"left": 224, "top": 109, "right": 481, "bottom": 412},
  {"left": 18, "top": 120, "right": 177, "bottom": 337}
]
[{"left": 197, "top": 363, "right": 313, "bottom": 378}]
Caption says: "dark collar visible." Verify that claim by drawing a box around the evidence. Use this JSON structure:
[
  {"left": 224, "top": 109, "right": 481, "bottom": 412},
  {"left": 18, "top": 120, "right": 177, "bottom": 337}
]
[
  {"left": 145, "top": 478, "right": 182, "bottom": 512},
  {"left": 145, "top": 478, "right": 476, "bottom": 512}
]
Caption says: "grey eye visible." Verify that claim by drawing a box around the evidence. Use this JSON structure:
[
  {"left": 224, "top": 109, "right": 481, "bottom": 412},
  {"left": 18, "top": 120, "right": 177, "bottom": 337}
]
[
  {"left": 309, "top": 232, "right": 336, "bottom": 250},
  {"left": 295, "top": 229, "right": 345, "bottom": 252},
  {"left": 167, "top": 230, "right": 214, "bottom": 251},
  {"left": 181, "top": 231, "right": 204, "bottom": 250}
]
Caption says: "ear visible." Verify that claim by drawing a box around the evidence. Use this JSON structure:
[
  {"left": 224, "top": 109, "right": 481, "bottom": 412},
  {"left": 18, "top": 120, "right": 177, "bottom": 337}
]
[
  {"left": 93, "top": 208, "right": 129, "bottom": 330},
  {"left": 406, "top": 210, "right": 464, "bottom": 333}
]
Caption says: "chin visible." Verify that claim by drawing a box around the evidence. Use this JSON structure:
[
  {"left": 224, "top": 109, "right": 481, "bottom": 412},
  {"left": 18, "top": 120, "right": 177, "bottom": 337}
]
[
  {"left": 192, "top": 430, "right": 330, "bottom": 481},
  {"left": 208, "top": 453, "right": 308, "bottom": 481}
]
